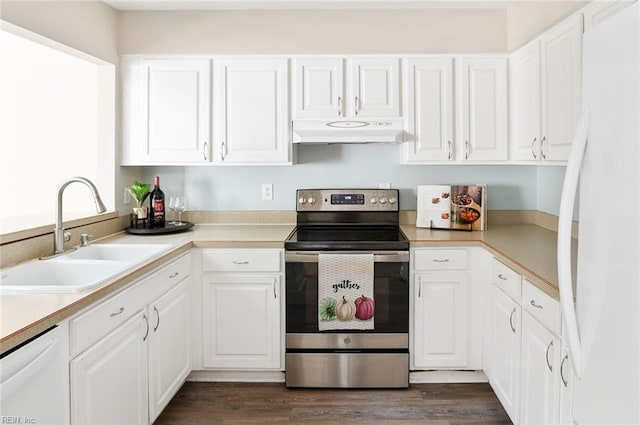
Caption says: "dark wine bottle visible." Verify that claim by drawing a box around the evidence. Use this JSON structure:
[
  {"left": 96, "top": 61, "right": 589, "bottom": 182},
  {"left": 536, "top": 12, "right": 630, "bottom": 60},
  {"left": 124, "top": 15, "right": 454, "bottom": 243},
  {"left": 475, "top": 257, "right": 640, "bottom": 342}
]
[{"left": 149, "top": 176, "right": 165, "bottom": 228}]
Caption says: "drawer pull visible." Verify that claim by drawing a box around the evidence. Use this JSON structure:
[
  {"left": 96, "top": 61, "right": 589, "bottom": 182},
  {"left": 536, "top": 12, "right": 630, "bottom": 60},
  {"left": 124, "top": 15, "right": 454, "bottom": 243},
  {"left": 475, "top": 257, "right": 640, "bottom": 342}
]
[
  {"left": 273, "top": 278, "right": 278, "bottom": 299},
  {"left": 509, "top": 308, "right": 516, "bottom": 334},
  {"left": 110, "top": 307, "right": 124, "bottom": 317},
  {"left": 153, "top": 306, "right": 160, "bottom": 332},
  {"left": 232, "top": 261, "right": 250, "bottom": 265},
  {"left": 169, "top": 272, "right": 180, "bottom": 279},
  {"left": 143, "top": 314, "right": 150, "bottom": 342},
  {"left": 497, "top": 273, "right": 508, "bottom": 281},
  {"left": 546, "top": 340, "right": 554, "bottom": 372},
  {"left": 432, "top": 259, "right": 450, "bottom": 263},
  {"left": 530, "top": 299, "right": 544, "bottom": 309},
  {"left": 560, "top": 354, "right": 569, "bottom": 387}
]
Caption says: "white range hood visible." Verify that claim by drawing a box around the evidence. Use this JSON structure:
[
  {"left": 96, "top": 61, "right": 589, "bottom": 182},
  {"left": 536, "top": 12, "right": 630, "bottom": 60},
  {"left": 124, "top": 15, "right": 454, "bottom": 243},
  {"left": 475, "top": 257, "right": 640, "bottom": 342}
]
[{"left": 292, "top": 120, "right": 405, "bottom": 144}]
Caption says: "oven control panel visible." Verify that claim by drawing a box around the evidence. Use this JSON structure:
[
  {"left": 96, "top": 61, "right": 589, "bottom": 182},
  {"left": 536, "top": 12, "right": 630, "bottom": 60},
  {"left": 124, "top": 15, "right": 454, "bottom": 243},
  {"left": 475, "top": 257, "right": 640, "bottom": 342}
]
[{"left": 296, "top": 189, "right": 399, "bottom": 212}]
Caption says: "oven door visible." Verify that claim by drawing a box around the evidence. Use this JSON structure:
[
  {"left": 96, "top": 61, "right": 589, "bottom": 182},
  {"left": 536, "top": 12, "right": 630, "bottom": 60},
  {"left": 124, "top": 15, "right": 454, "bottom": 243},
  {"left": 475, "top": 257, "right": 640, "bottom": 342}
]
[{"left": 285, "top": 251, "right": 409, "bottom": 335}]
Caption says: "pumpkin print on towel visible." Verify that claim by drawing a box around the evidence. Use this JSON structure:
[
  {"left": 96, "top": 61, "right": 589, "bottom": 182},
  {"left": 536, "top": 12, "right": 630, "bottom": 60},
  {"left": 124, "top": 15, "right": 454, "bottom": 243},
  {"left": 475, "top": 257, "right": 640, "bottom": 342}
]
[{"left": 336, "top": 296, "right": 356, "bottom": 321}]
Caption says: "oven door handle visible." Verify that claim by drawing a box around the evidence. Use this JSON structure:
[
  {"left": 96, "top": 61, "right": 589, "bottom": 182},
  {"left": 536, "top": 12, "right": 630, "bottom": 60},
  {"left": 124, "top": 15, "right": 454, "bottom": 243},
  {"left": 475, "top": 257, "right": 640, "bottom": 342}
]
[{"left": 285, "top": 251, "right": 409, "bottom": 263}]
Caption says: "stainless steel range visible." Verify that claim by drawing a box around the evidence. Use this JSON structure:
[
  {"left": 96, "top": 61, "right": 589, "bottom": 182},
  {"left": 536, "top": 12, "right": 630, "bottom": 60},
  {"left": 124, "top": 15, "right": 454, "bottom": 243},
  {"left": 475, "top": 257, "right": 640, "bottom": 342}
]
[{"left": 284, "top": 189, "right": 409, "bottom": 388}]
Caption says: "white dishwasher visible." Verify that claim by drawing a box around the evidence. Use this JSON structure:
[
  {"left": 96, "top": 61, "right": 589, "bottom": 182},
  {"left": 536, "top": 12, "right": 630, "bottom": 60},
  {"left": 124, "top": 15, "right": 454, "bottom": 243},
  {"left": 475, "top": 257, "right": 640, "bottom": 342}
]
[{"left": 1, "top": 324, "right": 69, "bottom": 424}]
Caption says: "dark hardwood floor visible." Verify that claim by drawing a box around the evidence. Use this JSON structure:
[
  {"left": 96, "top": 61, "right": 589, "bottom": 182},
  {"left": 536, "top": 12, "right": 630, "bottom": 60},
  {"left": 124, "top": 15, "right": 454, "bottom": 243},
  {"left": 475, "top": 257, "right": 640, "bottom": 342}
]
[{"left": 154, "top": 382, "right": 512, "bottom": 425}]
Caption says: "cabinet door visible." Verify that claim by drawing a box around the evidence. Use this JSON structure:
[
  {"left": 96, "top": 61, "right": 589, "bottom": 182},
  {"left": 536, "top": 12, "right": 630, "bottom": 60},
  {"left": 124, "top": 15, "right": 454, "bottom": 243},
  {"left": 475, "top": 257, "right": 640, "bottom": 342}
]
[
  {"left": 540, "top": 15, "right": 583, "bottom": 161},
  {"left": 140, "top": 59, "right": 211, "bottom": 163},
  {"left": 402, "top": 58, "right": 454, "bottom": 163},
  {"left": 510, "top": 42, "right": 542, "bottom": 161},
  {"left": 413, "top": 272, "right": 467, "bottom": 368},
  {"left": 294, "top": 58, "right": 344, "bottom": 119},
  {"left": 215, "top": 58, "right": 289, "bottom": 164},
  {"left": 148, "top": 277, "right": 192, "bottom": 423},
  {"left": 203, "top": 274, "right": 281, "bottom": 369},
  {"left": 70, "top": 311, "right": 148, "bottom": 425},
  {"left": 520, "top": 313, "right": 560, "bottom": 425},
  {"left": 490, "top": 285, "right": 521, "bottom": 424},
  {"left": 457, "top": 57, "right": 508, "bottom": 161},
  {"left": 349, "top": 57, "right": 401, "bottom": 117},
  {"left": 583, "top": 0, "right": 631, "bottom": 32}
]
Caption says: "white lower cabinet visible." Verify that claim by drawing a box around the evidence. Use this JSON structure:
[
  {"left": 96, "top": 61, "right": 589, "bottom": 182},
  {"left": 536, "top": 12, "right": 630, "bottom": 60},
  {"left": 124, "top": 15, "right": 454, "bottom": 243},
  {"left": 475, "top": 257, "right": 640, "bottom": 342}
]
[
  {"left": 201, "top": 249, "right": 284, "bottom": 370},
  {"left": 414, "top": 272, "right": 467, "bottom": 368},
  {"left": 520, "top": 312, "right": 560, "bottom": 425},
  {"left": 69, "top": 254, "right": 192, "bottom": 425},
  {"left": 148, "top": 277, "right": 192, "bottom": 423},
  {"left": 490, "top": 284, "right": 522, "bottom": 424},
  {"left": 71, "top": 311, "right": 149, "bottom": 425}
]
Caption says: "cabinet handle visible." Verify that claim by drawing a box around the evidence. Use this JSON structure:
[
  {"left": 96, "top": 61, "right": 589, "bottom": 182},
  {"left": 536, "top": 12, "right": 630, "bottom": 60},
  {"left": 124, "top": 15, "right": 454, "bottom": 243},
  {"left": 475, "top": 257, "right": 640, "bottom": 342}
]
[
  {"left": 169, "top": 272, "right": 180, "bottom": 279},
  {"left": 232, "top": 261, "right": 249, "bottom": 265},
  {"left": 432, "top": 258, "right": 450, "bottom": 263},
  {"left": 531, "top": 137, "right": 538, "bottom": 160},
  {"left": 560, "top": 354, "right": 569, "bottom": 387},
  {"left": 273, "top": 278, "right": 278, "bottom": 299},
  {"left": 541, "top": 136, "right": 547, "bottom": 160},
  {"left": 337, "top": 96, "right": 343, "bottom": 116},
  {"left": 143, "top": 313, "right": 149, "bottom": 342},
  {"left": 153, "top": 306, "right": 160, "bottom": 332},
  {"left": 354, "top": 96, "right": 360, "bottom": 116},
  {"left": 203, "top": 141, "right": 208, "bottom": 161},
  {"left": 497, "top": 273, "right": 507, "bottom": 281},
  {"left": 509, "top": 308, "right": 516, "bottom": 334},
  {"left": 546, "top": 340, "right": 554, "bottom": 372},
  {"left": 221, "top": 141, "right": 226, "bottom": 161},
  {"left": 464, "top": 140, "right": 470, "bottom": 160},
  {"left": 110, "top": 307, "right": 124, "bottom": 317},
  {"left": 417, "top": 276, "right": 422, "bottom": 298},
  {"left": 530, "top": 299, "right": 544, "bottom": 309},
  {"left": 447, "top": 140, "right": 453, "bottom": 160}
]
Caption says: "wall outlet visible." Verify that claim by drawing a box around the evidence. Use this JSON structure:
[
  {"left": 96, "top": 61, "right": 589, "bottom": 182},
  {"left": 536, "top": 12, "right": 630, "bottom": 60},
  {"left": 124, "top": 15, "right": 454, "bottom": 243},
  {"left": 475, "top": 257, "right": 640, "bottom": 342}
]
[
  {"left": 123, "top": 187, "right": 131, "bottom": 205},
  {"left": 262, "top": 183, "right": 273, "bottom": 201},
  {"left": 379, "top": 182, "right": 391, "bottom": 189}
]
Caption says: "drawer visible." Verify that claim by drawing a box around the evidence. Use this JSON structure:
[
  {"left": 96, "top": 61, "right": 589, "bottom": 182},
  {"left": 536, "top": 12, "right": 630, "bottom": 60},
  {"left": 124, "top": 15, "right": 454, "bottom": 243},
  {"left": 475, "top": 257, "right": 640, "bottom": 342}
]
[
  {"left": 70, "top": 253, "right": 191, "bottom": 356},
  {"left": 202, "top": 249, "right": 281, "bottom": 272},
  {"left": 492, "top": 258, "right": 522, "bottom": 301},
  {"left": 523, "top": 279, "right": 561, "bottom": 334},
  {"left": 414, "top": 249, "right": 467, "bottom": 271}
]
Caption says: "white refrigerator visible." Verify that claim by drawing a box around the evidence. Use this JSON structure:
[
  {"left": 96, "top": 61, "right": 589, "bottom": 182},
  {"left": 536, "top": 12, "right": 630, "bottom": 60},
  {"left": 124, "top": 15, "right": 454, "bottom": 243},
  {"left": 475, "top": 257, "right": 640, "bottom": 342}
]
[{"left": 558, "top": 2, "right": 640, "bottom": 424}]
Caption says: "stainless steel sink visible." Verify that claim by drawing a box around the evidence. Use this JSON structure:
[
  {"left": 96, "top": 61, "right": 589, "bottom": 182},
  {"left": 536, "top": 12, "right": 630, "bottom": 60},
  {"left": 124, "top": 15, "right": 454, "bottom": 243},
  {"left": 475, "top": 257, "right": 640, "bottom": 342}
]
[{"left": 0, "top": 244, "right": 173, "bottom": 293}]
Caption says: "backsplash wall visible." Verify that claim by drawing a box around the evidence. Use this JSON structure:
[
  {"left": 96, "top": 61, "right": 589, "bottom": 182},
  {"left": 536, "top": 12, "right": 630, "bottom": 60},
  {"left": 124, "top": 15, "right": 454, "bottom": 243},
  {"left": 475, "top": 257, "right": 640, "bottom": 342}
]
[{"left": 141, "top": 144, "right": 565, "bottom": 214}]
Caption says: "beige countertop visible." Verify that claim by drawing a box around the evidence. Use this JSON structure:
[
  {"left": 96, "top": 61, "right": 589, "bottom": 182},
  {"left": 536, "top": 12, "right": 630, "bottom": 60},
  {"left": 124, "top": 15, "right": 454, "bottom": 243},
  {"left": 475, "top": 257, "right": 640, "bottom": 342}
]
[{"left": 1, "top": 222, "right": 573, "bottom": 353}]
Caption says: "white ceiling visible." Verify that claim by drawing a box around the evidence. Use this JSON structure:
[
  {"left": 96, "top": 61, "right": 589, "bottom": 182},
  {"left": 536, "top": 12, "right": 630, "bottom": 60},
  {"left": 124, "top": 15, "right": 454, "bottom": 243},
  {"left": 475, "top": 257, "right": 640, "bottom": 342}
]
[{"left": 102, "top": 0, "right": 513, "bottom": 10}]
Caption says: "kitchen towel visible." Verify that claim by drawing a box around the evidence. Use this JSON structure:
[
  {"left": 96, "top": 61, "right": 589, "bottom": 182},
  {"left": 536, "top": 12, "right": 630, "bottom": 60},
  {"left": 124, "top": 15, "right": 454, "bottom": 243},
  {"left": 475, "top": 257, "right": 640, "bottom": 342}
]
[{"left": 318, "top": 253, "right": 374, "bottom": 331}]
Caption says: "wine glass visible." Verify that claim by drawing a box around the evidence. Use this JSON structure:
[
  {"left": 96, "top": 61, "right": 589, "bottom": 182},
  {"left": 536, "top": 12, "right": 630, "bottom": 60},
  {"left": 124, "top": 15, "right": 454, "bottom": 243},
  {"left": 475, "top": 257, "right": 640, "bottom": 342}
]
[
  {"left": 174, "top": 196, "right": 187, "bottom": 225},
  {"left": 167, "top": 196, "right": 178, "bottom": 224}
]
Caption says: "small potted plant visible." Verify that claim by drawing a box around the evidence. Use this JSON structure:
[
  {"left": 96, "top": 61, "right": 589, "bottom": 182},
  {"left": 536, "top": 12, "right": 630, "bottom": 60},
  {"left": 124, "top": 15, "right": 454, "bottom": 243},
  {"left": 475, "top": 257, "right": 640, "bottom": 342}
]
[{"left": 128, "top": 180, "right": 151, "bottom": 222}]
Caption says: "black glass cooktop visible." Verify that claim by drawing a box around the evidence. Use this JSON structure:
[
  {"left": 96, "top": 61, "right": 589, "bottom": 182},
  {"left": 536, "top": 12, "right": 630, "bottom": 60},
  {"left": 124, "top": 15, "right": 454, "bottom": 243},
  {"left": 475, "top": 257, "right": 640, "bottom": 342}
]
[{"left": 285, "top": 226, "right": 409, "bottom": 251}]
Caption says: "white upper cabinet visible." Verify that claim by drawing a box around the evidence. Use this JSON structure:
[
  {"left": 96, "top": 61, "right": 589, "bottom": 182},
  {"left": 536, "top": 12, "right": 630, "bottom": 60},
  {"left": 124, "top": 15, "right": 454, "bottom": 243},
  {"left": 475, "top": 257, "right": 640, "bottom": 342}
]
[
  {"left": 457, "top": 57, "right": 509, "bottom": 162},
  {"left": 583, "top": 0, "right": 631, "bottom": 32},
  {"left": 215, "top": 58, "right": 290, "bottom": 164},
  {"left": 510, "top": 42, "right": 542, "bottom": 161},
  {"left": 350, "top": 58, "right": 401, "bottom": 117},
  {"left": 402, "top": 58, "right": 455, "bottom": 162},
  {"left": 540, "top": 15, "right": 583, "bottom": 161},
  {"left": 509, "top": 14, "right": 583, "bottom": 162},
  {"left": 294, "top": 58, "right": 344, "bottom": 119},
  {"left": 122, "top": 58, "right": 211, "bottom": 165},
  {"left": 293, "top": 57, "right": 401, "bottom": 119}
]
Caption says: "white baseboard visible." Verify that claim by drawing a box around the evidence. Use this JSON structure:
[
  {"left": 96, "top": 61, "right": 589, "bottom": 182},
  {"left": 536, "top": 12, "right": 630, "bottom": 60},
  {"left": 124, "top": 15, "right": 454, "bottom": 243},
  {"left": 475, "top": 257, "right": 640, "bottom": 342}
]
[
  {"left": 188, "top": 370, "right": 285, "bottom": 383},
  {"left": 409, "top": 370, "right": 488, "bottom": 384}
]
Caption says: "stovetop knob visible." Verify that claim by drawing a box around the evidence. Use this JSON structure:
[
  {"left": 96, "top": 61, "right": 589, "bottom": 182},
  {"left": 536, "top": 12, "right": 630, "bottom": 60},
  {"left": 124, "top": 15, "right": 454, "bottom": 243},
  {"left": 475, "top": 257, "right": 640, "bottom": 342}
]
[
  {"left": 379, "top": 197, "right": 387, "bottom": 204},
  {"left": 308, "top": 197, "right": 316, "bottom": 205},
  {"left": 298, "top": 197, "right": 307, "bottom": 205},
  {"left": 388, "top": 197, "right": 397, "bottom": 204},
  {"left": 370, "top": 197, "right": 377, "bottom": 204}
]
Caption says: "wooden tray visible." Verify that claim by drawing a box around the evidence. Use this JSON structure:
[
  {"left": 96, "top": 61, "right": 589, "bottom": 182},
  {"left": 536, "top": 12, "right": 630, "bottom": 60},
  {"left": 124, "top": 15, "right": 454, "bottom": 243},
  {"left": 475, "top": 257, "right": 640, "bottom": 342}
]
[{"left": 126, "top": 221, "right": 194, "bottom": 235}]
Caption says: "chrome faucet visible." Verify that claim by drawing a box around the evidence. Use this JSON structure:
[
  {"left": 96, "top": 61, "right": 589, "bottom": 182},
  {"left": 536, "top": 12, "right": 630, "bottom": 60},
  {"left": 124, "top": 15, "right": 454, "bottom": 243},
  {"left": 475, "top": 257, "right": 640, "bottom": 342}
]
[{"left": 54, "top": 177, "right": 107, "bottom": 254}]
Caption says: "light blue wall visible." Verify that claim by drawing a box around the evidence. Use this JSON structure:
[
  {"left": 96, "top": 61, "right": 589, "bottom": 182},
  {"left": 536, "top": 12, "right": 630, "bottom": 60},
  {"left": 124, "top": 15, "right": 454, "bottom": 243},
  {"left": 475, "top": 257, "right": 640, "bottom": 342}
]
[{"left": 143, "top": 143, "right": 567, "bottom": 214}]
